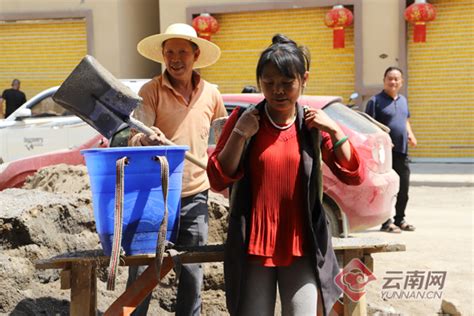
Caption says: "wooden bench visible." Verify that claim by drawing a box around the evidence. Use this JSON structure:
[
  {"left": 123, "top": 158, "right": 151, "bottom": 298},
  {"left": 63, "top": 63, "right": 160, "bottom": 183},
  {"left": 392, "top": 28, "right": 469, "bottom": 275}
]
[{"left": 35, "top": 237, "right": 405, "bottom": 316}]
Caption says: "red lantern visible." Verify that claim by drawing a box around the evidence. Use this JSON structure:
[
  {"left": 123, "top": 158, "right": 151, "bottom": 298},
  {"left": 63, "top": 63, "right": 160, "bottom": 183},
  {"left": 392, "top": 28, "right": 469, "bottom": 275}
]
[
  {"left": 192, "top": 13, "right": 219, "bottom": 41},
  {"left": 405, "top": 0, "right": 436, "bottom": 43},
  {"left": 324, "top": 5, "right": 353, "bottom": 49}
]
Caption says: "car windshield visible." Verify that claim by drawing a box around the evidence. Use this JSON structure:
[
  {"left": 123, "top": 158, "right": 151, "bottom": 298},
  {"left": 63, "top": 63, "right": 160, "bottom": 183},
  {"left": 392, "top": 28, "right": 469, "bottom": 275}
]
[
  {"left": 323, "top": 102, "right": 379, "bottom": 134},
  {"left": 29, "top": 96, "right": 71, "bottom": 117}
]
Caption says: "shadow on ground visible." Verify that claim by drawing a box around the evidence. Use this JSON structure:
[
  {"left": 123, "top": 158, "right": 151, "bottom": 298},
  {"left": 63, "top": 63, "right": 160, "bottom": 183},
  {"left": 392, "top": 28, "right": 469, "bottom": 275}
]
[{"left": 10, "top": 297, "right": 70, "bottom": 316}]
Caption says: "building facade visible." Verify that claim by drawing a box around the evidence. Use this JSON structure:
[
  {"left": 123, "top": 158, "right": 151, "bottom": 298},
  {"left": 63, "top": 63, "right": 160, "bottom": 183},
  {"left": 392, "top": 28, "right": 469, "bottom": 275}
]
[
  {"left": 159, "top": 0, "right": 473, "bottom": 161},
  {"left": 0, "top": 0, "right": 161, "bottom": 101},
  {"left": 1, "top": 0, "right": 472, "bottom": 161}
]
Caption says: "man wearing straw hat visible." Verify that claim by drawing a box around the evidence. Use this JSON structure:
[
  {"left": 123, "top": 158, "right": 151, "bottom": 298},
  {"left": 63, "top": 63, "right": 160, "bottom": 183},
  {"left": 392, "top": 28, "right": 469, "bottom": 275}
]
[{"left": 128, "top": 23, "right": 227, "bottom": 315}]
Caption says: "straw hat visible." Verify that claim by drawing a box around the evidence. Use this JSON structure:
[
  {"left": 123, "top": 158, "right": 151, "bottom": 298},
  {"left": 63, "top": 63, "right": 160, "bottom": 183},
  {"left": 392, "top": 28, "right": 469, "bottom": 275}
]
[{"left": 137, "top": 23, "right": 221, "bottom": 69}]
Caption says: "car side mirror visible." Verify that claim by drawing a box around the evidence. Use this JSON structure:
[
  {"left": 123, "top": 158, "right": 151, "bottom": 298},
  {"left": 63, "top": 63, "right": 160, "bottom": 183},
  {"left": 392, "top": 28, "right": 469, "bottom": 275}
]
[
  {"left": 14, "top": 108, "right": 32, "bottom": 120},
  {"left": 349, "top": 92, "right": 359, "bottom": 101},
  {"left": 347, "top": 92, "right": 360, "bottom": 109}
]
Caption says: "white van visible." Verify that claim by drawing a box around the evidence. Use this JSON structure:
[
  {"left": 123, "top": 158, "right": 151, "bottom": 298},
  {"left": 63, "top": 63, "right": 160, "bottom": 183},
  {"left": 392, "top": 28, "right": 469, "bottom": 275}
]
[{"left": 0, "top": 79, "right": 148, "bottom": 164}]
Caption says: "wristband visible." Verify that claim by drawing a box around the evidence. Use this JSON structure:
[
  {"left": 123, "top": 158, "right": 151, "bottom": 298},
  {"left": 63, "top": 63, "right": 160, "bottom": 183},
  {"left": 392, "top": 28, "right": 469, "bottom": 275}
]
[
  {"left": 333, "top": 135, "right": 349, "bottom": 149},
  {"left": 232, "top": 127, "right": 247, "bottom": 139}
]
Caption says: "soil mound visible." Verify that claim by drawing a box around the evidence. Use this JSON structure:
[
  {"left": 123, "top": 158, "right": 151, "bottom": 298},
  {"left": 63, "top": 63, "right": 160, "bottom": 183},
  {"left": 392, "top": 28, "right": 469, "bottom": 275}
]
[
  {"left": 22, "top": 164, "right": 91, "bottom": 195},
  {"left": 0, "top": 188, "right": 99, "bottom": 314},
  {"left": 0, "top": 164, "right": 228, "bottom": 315}
]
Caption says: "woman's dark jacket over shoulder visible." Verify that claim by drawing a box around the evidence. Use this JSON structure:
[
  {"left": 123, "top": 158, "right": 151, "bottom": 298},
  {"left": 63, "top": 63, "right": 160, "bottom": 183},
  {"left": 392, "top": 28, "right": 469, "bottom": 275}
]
[{"left": 207, "top": 100, "right": 364, "bottom": 316}]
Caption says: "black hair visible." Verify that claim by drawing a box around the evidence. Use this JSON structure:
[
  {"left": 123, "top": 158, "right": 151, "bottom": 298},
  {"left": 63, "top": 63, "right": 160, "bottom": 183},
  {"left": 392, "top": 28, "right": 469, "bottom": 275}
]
[
  {"left": 241, "top": 85, "right": 258, "bottom": 93},
  {"left": 384, "top": 66, "right": 403, "bottom": 78},
  {"left": 256, "top": 34, "right": 310, "bottom": 87},
  {"left": 11, "top": 79, "right": 20, "bottom": 86}
]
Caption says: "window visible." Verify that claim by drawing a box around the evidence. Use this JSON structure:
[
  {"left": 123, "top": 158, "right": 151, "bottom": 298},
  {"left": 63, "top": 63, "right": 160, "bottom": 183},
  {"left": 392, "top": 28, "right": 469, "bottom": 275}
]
[
  {"left": 323, "top": 102, "right": 380, "bottom": 134},
  {"left": 30, "top": 97, "right": 70, "bottom": 117}
]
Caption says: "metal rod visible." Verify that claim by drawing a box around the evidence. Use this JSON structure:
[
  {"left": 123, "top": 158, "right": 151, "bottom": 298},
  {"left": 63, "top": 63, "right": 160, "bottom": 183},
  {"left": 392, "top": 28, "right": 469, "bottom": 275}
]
[{"left": 127, "top": 117, "right": 207, "bottom": 170}]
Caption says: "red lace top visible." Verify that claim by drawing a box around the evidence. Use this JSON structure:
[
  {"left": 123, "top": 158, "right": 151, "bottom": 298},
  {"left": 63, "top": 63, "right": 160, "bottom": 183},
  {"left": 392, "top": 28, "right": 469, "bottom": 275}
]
[
  {"left": 246, "top": 112, "right": 307, "bottom": 266},
  {"left": 207, "top": 106, "right": 364, "bottom": 267}
]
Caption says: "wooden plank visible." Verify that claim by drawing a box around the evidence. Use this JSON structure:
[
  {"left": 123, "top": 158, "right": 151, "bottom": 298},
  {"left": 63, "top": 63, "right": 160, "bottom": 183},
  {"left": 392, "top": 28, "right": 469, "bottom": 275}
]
[
  {"left": 104, "top": 249, "right": 225, "bottom": 315},
  {"left": 70, "top": 262, "right": 97, "bottom": 316},
  {"left": 363, "top": 254, "right": 374, "bottom": 272},
  {"left": 104, "top": 258, "right": 174, "bottom": 316},
  {"left": 37, "top": 250, "right": 225, "bottom": 271},
  {"left": 35, "top": 240, "right": 404, "bottom": 270},
  {"left": 60, "top": 269, "right": 71, "bottom": 290},
  {"left": 35, "top": 245, "right": 227, "bottom": 269},
  {"left": 362, "top": 244, "right": 406, "bottom": 254},
  {"left": 35, "top": 240, "right": 405, "bottom": 316},
  {"left": 36, "top": 257, "right": 104, "bottom": 270},
  {"left": 332, "top": 237, "right": 405, "bottom": 252},
  {"left": 342, "top": 249, "right": 366, "bottom": 316}
]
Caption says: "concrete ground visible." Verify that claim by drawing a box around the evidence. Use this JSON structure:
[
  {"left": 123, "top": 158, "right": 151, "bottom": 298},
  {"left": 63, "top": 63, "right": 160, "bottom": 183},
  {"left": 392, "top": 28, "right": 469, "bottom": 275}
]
[
  {"left": 410, "top": 162, "right": 474, "bottom": 187},
  {"left": 352, "top": 163, "right": 473, "bottom": 315}
]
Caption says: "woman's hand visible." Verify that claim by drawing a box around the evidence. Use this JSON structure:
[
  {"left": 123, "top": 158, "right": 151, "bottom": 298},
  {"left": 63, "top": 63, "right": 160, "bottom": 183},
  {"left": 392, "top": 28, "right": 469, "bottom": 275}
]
[
  {"left": 304, "top": 106, "right": 357, "bottom": 169},
  {"left": 139, "top": 126, "right": 168, "bottom": 146},
  {"left": 216, "top": 106, "right": 260, "bottom": 177},
  {"left": 303, "top": 107, "right": 341, "bottom": 134},
  {"left": 233, "top": 106, "right": 260, "bottom": 139}
]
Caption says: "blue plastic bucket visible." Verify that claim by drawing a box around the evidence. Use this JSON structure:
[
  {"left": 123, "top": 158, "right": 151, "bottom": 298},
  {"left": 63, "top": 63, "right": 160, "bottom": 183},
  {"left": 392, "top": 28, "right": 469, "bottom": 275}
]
[{"left": 81, "top": 146, "right": 188, "bottom": 256}]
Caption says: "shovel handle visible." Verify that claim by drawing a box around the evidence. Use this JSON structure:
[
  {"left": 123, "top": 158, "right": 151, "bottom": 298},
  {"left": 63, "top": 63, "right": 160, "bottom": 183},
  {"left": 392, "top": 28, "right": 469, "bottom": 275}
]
[{"left": 128, "top": 117, "right": 207, "bottom": 170}]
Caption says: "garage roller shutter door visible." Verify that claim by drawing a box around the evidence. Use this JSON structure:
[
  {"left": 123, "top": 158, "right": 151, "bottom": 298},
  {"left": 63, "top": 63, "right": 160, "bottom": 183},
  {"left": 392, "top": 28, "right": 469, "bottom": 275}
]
[
  {"left": 407, "top": 0, "right": 474, "bottom": 160},
  {"left": 0, "top": 19, "right": 87, "bottom": 104},
  {"left": 200, "top": 7, "right": 355, "bottom": 98}
]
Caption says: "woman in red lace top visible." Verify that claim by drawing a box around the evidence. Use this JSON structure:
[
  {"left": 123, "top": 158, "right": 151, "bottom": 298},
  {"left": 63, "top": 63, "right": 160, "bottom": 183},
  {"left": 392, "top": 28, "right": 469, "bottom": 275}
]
[{"left": 207, "top": 34, "right": 364, "bottom": 316}]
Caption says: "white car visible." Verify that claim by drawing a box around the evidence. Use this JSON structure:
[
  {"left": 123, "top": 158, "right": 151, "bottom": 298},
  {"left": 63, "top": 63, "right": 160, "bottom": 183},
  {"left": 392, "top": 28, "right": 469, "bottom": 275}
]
[{"left": 0, "top": 79, "right": 148, "bottom": 164}]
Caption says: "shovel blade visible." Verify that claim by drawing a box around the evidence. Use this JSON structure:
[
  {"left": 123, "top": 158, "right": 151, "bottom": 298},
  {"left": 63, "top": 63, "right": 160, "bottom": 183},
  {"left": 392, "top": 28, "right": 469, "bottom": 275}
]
[{"left": 53, "top": 55, "right": 142, "bottom": 138}]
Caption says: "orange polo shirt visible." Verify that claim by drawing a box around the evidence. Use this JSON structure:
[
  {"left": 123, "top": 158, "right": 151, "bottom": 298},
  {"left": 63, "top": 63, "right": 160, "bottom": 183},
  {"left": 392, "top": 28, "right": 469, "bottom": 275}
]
[{"left": 129, "top": 71, "right": 227, "bottom": 197}]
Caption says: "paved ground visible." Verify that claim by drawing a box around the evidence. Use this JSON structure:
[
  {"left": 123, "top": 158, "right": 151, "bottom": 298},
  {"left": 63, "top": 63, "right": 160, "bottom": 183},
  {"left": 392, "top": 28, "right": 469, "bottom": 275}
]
[
  {"left": 410, "top": 162, "right": 474, "bottom": 187},
  {"left": 352, "top": 163, "right": 473, "bottom": 315}
]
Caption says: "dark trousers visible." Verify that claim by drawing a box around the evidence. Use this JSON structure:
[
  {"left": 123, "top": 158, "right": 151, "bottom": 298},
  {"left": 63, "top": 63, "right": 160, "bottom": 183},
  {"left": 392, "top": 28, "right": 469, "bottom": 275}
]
[
  {"left": 383, "top": 152, "right": 410, "bottom": 227},
  {"left": 127, "top": 190, "right": 209, "bottom": 316}
]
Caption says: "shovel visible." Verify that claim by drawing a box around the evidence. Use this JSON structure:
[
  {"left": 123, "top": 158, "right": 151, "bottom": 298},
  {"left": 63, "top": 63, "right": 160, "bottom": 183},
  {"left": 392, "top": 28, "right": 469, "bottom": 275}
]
[{"left": 53, "top": 55, "right": 206, "bottom": 170}]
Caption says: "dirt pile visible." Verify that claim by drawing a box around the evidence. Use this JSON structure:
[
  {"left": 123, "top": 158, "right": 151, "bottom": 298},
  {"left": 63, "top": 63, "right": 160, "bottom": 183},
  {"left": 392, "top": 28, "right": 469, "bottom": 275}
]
[
  {"left": 0, "top": 164, "right": 228, "bottom": 315},
  {"left": 0, "top": 188, "right": 99, "bottom": 315},
  {"left": 22, "top": 163, "right": 91, "bottom": 195}
]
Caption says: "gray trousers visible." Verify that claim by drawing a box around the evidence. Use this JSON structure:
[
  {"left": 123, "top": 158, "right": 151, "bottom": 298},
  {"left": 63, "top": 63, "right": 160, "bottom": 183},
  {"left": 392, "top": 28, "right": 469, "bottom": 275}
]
[
  {"left": 238, "top": 256, "right": 318, "bottom": 316},
  {"left": 127, "top": 190, "right": 209, "bottom": 316}
]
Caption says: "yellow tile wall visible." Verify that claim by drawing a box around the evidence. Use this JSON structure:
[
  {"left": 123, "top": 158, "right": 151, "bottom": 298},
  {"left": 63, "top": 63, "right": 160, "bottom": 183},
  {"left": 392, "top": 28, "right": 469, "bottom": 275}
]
[
  {"left": 0, "top": 19, "right": 87, "bottom": 113},
  {"left": 407, "top": 0, "right": 474, "bottom": 158},
  {"left": 200, "top": 7, "right": 355, "bottom": 99}
]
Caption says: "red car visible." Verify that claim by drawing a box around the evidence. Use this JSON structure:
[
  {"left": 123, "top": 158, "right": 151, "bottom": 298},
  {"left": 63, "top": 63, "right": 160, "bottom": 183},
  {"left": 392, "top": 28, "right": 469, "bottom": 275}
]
[
  {"left": 0, "top": 135, "right": 108, "bottom": 189},
  {"left": 0, "top": 94, "right": 398, "bottom": 236}
]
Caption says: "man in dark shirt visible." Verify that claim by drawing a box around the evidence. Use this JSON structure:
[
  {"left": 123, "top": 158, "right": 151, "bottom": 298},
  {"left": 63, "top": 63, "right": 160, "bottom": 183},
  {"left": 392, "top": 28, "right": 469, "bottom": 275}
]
[
  {"left": 1, "top": 79, "right": 27, "bottom": 118},
  {"left": 365, "top": 66, "right": 417, "bottom": 233}
]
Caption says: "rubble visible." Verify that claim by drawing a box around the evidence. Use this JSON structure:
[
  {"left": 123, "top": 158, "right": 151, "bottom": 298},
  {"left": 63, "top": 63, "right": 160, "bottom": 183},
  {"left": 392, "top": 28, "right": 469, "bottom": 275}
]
[{"left": 0, "top": 164, "right": 228, "bottom": 314}]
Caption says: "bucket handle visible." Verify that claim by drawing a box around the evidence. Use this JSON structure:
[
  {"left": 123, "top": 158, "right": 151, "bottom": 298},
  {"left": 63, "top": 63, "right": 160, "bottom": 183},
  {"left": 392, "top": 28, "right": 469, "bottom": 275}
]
[
  {"left": 106, "top": 155, "right": 170, "bottom": 291},
  {"left": 107, "top": 156, "right": 128, "bottom": 291},
  {"left": 153, "top": 155, "right": 170, "bottom": 284}
]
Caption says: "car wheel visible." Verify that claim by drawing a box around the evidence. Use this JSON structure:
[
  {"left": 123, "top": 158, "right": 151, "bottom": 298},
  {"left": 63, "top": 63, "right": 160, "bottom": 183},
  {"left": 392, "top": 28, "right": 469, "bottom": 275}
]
[{"left": 322, "top": 198, "right": 342, "bottom": 237}]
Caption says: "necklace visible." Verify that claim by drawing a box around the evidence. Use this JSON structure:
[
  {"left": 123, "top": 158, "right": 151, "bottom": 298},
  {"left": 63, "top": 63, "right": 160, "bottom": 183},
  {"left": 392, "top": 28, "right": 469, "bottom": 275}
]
[{"left": 264, "top": 103, "right": 297, "bottom": 130}]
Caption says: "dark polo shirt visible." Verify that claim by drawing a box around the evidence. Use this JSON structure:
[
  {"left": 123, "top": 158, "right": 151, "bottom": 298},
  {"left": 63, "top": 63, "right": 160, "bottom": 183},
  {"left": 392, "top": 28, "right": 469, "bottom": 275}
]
[
  {"left": 2, "top": 88, "right": 26, "bottom": 118},
  {"left": 365, "top": 90, "right": 410, "bottom": 155}
]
